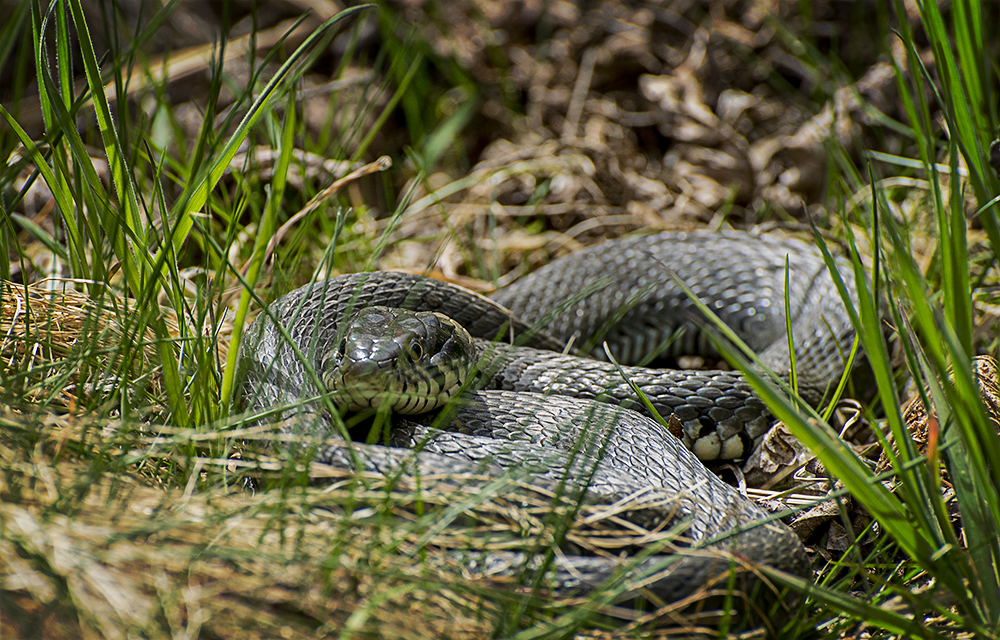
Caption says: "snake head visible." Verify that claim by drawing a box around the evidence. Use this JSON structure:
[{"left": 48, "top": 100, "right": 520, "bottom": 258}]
[{"left": 323, "top": 306, "right": 476, "bottom": 414}]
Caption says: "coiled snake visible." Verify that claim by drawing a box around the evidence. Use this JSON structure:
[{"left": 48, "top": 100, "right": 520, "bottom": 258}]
[{"left": 236, "top": 230, "right": 858, "bottom": 603}]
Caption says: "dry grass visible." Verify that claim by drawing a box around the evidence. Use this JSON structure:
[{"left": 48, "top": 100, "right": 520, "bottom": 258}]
[
  {"left": 0, "top": 280, "right": 163, "bottom": 407},
  {"left": 0, "top": 406, "right": 764, "bottom": 639}
]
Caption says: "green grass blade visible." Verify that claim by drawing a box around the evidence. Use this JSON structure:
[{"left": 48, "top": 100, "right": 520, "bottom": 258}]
[
  {"left": 764, "top": 566, "right": 968, "bottom": 640},
  {"left": 10, "top": 214, "right": 69, "bottom": 262},
  {"left": 66, "top": 0, "right": 148, "bottom": 296},
  {"left": 220, "top": 92, "right": 296, "bottom": 414},
  {"left": 30, "top": 2, "right": 87, "bottom": 281},
  {"left": 350, "top": 52, "right": 424, "bottom": 164},
  {"left": 910, "top": 1, "right": 1000, "bottom": 259},
  {"left": 784, "top": 255, "right": 798, "bottom": 396},
  {"left": 0, "top": 106, "right": 76, "bottom": 248},
  {"left": 941, "top": 142, "right": 973, "bottom": 353},
  {"left": 167, "top": 5, "right": 374, "bottom": 258}
]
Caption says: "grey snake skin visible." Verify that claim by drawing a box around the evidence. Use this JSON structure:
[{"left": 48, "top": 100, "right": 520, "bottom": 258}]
[{"left": 236, "top": 230, "right": 858, "bottom": 603}]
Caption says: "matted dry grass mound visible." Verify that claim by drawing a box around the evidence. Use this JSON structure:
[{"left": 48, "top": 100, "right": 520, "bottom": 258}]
[{"left": 2, "top": 406, "right": 764, "bottom": 639}]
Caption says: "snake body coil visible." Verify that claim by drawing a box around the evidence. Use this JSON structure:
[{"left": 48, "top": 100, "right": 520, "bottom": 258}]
[{"left": 236, "top": 230, "right": 857, "bottom": 603}]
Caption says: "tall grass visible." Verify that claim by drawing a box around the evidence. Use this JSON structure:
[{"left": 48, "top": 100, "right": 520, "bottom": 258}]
[
  {"left": 721, "top": 1, "right": 1000, "bottom": 637},
  {"left": 2, "top": 2, "right": 379, "bottom": 422}
]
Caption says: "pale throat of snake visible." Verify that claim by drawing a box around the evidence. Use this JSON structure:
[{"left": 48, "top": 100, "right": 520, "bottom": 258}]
[{"left": 323, "top": 306, "right": 476, "bottom": 414}]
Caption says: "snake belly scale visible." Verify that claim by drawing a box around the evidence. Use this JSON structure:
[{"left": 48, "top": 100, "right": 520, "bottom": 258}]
[{"left": 236, "top": 230, "right": 857, "bottom": 602}]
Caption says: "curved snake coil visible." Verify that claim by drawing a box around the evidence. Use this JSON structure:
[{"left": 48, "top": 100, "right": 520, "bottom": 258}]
[{"left": 236, "top": 230, "right": 858, "bottom": 603}]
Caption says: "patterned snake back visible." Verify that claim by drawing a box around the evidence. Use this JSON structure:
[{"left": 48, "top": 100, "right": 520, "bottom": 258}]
[{"left": 236, "top": 230, "right": 857, "bottom": 604}]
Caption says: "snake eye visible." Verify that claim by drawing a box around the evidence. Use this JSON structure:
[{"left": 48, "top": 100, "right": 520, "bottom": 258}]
[{"left": 407, "top": 340, "right": 423, "bottom": 361}]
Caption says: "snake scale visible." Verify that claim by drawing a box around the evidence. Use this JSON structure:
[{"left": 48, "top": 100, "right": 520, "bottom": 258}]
[{"left": 236, "top": 230, "right": 858, "bottom": 603}]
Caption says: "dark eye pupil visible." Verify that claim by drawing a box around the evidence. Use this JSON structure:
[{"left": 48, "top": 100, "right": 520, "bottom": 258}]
[{"left": 409, "top": 341, "right": 422, "bottom": 359}]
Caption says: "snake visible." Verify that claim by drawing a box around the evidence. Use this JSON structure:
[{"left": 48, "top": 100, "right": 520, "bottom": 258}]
[{"left": 235, "top": 230, "right": 858, "bottom": 604}]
